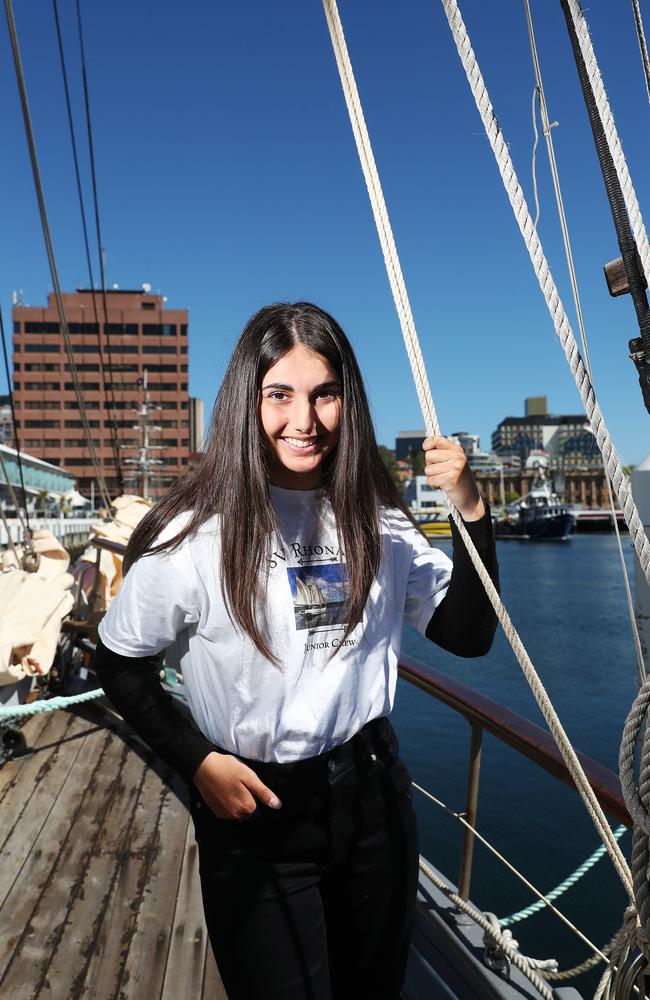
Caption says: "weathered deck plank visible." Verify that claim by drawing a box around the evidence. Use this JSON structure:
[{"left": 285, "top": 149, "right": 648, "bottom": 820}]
[
  {"left": 160, "top": 806, "right": 212, "bottom": 1000},
  {"left": 118, "top": 773, "right": 193, "bottom": 1000},
  {"left": 0, "top": 714, "right": 93, "bottom": 909},
  {"left": 0, "top": 708, "right": 227, "bottom": 1000},
  {"left": 82, "top": 757, "right": 181, "bottom": 998}
]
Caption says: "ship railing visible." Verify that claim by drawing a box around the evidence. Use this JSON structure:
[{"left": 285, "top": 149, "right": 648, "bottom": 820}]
[
  {"left": 72, "top": 536, "right": 630, "bottom": 906},
  {"left": 398, "top": 652, "right": 629, "bottom": 902}
]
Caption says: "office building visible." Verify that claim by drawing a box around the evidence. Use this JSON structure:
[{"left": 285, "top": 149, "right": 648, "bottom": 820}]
[
  {"left": 12, "top": 287, "right": 191, "bottom": 501},
  {"left": 395, "top": 430, "right": 426, "bottom": 462},
  {"left": 491, "top": 398, "right": 599, "bottom": 469}
]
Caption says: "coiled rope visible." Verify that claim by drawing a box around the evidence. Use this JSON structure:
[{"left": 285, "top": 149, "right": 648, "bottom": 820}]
[{"left": 321, "top": 0, "right": 633, "bottom": 899}]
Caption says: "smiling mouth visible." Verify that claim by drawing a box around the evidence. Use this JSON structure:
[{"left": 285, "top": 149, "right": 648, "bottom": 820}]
[{"left": 282, "top": 436, "right": 320, "bottom": 450}]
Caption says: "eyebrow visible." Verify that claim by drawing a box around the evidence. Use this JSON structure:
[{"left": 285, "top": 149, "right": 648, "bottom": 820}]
[{"left": 261, "top": 380, "right": 341, "bottom": 392}]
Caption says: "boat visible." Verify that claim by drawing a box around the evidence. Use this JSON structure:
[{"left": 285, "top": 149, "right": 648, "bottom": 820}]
[{"left": 494, "top": 471, "right": 575, "bottom": 541}]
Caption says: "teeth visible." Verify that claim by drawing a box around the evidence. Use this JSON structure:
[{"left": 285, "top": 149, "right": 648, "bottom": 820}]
[{"left": 284, "top": 437, "right": 316, "bottom": 448}]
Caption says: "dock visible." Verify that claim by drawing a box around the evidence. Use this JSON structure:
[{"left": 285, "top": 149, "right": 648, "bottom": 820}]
[{"left": 0, "top": 706, "right": 227, "bottom": 1000}]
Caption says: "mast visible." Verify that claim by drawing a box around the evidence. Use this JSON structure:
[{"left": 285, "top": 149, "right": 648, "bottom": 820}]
[
  {"left": 560, "top": 0, "right": 650, "bottom": 415},
  {"left": 123, "top": 368, "right": 164, "bottom": 500}
]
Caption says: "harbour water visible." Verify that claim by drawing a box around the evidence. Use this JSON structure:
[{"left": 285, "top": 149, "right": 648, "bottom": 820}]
[{"left": 395, "top": 534, "right": 639, "bottom": 992}]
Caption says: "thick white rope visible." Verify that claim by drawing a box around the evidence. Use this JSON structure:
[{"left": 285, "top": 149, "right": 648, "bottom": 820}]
[
  {"left": 413, "top": 780, "right": 611, "bottom": 962},
  {"left": 524, "top": 0, "right": 646, "bottom": 686},
  {"left": 566, "top": 0, "right": 650, "bottom": 294},
  {"left": 439, "top": 0, "right": 650, "bottom": 580},
  {"left": 417, "top": 855, "right": 554, "bottom": 999},
  {"left": 321, "top": 0, "right": 633, "bottom": 898}
]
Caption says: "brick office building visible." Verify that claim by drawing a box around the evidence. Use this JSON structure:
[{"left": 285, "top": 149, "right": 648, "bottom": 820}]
[{"left": 12, "top": 288, "right": 190, "bottom": 502}]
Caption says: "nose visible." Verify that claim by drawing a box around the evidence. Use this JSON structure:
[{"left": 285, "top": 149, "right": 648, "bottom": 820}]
[{"left": 291, "top": 394, "right": 316, "bottom": 434}]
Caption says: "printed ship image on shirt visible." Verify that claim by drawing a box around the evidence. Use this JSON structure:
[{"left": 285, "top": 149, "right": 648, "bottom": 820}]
[{"left": 287, "top": 564, "right": 348, "bottom": 631}]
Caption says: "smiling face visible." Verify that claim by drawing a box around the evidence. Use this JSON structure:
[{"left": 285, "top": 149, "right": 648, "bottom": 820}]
[{"left": 259, "top": 343, "right": 342, "bottom": 489}]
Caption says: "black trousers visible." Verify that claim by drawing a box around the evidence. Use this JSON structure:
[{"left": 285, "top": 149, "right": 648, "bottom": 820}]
[{"left": 189, "top": 717, "right": 419, "bottom": 1000}]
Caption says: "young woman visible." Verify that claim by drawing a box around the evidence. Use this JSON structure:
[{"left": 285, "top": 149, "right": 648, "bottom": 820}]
[{"left": 94, "top": 301, "right": 498, "bottom": 1000}]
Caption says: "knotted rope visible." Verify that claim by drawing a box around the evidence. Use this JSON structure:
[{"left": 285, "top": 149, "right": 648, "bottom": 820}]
[
  {"left": 620, "top": 681, "right": 650, "bottom": 950},
  {"left": 321, "top": 0, "right": 633, "bottom": 899}
]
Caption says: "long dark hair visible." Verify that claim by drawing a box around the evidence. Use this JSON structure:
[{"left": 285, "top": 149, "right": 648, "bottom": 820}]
[{"left": 124, "top": 301, "right": 414, "bottom": 662}]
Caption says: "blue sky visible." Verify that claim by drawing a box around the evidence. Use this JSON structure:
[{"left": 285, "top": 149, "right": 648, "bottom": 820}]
[{"left": 1, "top": 1, "right": 649, "bottom": 464}]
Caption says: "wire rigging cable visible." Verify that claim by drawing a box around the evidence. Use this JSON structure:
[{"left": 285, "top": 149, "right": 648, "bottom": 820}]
[
  {"left": 74, "top": 0, "right": 124, "bottom": 494},
  {"left": 3, "top": 0, "right": 112, "bottom": 513},
  {"left": 51, "top": 0, "right": 123, "bottom": 492},
  {"left": 320, "top": 0, "right": 633, "bottom": 902},
  {"left": 523, "top": 0, "right": 646, "bottom": 687},
  {"left": 0, "top": 302, "right": 31, "bottom": 535},
  {"left": 631, "top": 0, "right": 650, "bottom": 106}
]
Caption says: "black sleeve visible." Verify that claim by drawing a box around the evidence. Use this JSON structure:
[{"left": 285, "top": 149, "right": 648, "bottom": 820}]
[
  {"left": 93, "top": 636, "right": 215, "bottom": 783},
  {"left": 425, "top": 506, "right": 499, "bottom": 657}
]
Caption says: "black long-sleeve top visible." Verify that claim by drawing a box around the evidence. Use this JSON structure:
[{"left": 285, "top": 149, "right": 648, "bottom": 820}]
[{"left": 93, "top": 510, "right": 498, "bottom": 784}]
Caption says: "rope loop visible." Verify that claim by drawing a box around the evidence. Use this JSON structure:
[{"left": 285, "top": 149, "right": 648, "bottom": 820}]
[{"left": 620, "top": 680, "right": 650, "bottom": 831}]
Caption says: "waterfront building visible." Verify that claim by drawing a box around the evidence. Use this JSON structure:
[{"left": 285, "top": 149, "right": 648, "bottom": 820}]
[
  {"left": 12, "top": 287, "right": 191, "bottom": 501},
  {"left": 395, "top": 430, "right": 426, "bottom": 462},
  {"left": 403, "top": 476, "right": 447, "bottom": 511},
  {"left": 491, "top": 397, "right": 599, "bottom": 469},
  {"left": 0, "top": 395, "right": 13, "bottom": 445},
  {"left": 0, "top": 443, "right": 76, "bottom": 514}
]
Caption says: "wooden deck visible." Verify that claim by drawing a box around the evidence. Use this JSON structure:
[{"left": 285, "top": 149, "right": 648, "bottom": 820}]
[{"left": 0, "top": 706, "right": 228, "bottom": 1000}]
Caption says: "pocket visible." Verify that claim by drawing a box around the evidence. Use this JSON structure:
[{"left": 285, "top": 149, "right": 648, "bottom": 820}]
[{"left": 386, "top": 755, "right": 414, "bottom": 802}]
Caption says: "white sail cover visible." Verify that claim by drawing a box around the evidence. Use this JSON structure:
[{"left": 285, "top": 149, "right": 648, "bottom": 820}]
[{"left": 0, "top": 529, "right": 74, "bottom": 686}]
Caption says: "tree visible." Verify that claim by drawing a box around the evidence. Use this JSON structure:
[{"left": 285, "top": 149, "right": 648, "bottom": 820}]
[
  {"left": 410, "top": 449, "right": 425, "bottom": 477},
  {"left": 378, "top": 445, "right": 405, "bottom": 496}
]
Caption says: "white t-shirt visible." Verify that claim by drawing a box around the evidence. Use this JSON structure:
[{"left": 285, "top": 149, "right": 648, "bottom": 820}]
[{"left": 99, "top": 485, "right": 452, "bottom": 762}]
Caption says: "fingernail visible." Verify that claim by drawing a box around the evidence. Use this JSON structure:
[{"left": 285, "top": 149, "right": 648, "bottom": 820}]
[{"left": 268, "top": 795, "right": 282, "bottom": 809}]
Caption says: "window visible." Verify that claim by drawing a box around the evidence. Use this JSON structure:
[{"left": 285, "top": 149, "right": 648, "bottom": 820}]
[
  {"left": 68, "top": 322, "right": 99, "bottom": 334},
  {"left": 107, "top": 344, "right": 138, "bottom": 354},
  {"left": 142, "top": 301, "right": 155, "bottom": 310},
  {"left": 181, "top": 383, "right": 188, "bottom": 391},
  {"left": 71, "top": 345, "right": 99, "bottom": 353},
  {"left": 25, "top": 400, "right": 59, "bottom": 409},
  {"left": 25, "top": 344, "right": 60, "bottom": 353},
  {"left": 148, "top": 382, "right": 179, "bottom": 391},
  {"left": 65, "top": 400, "right": 98, "bottom": 409},
  {"left": 13, "top": 321, "right": 20, "bottom": 333},
  {"left": 180, "top": 346, "right": 188, "bottom": 355},
  {"left": 14, "top": 363, "right": 21, "bottom": 371},
  {"left": 25, "top": 322, "right": 60, "bottom": 333},
  {"left": 180, "top": 324, "right": 188, "bottom": 336},
  {"left": 25, "top": 419, "right": 60, "bottom": 428},
  {"left": 64, "top": 439, "right": 91, "bottom": 448},
  {"left": 65, "top": 420, "right": 99, "bottom": 428},
  {"left": 106, "top": 363, "right": 138, "bottom": 372},
  {"left": 104, "top": 400, "right": 137, "bottom": 409},
  {"left": 161, "top": 401, "right": 178, "bottom": 410},
  {"left": 143, "top": 345, "right": 177, "bottom": 354},
  {"left": 64, "top": 458, "right": 90, "bottom": 466},
  {"left": 104, "top": 381, "right": 138, "bottom": 391},
  {"left": 144, "top": 363, "right": 177, "bottom": 372},
  {"left": 13, "top": 381, "right": 20, "bottom": 390},
  {"left": 180, "top": 364, "right": 188, "bottom": 372},
  {"left": 104, "top": 323, "right": 138, "bottom": 335},
  {"left": 160, "top": 420, "right": 179, "bottom": 428},
  {"left": 26, "top": 362, "right": 59, "bottom": 371},
  {"left": 104, "top": 419, "right": 138, "bottom": 428},
  {"left": 65, "top": 363, "right": 99, "bottom": 372},
  {"left": 25, "top": 381, "right": 60, "bottom": 390},
  {"left": 143, "top": 324, "right": 177, "bottom": 336},
  {"left": 65, "top": 382, "right": 99, "bottom": 391}
]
